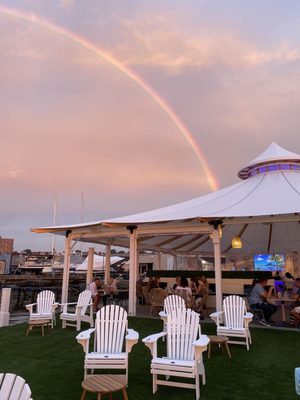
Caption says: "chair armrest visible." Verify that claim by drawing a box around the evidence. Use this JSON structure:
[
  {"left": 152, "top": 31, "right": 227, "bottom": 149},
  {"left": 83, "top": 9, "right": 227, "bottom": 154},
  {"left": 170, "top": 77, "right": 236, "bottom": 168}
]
[
  {"left": 125, "top": 329, "right": 139, "bottom": 353},
  {"left": 193, "top": 334, "right": 210, "bottom": 361},
  {"left": 60, "top": 302, "right": 77, "bottom": 313},
  {"left": 25, "top": 303, "right": 37, "bottom": 313},
  {"left": 159, "top": 311, "right": 167, "bottom": 319},
  {"left": 142, "top": 331, "right": 167, "bottom": 358},
  {"left": 210, "top": 311, "right": 224, "bottom": 326},
  {"left": 53, "top": 302, "right": 59, "bottom": 310},
  {"left": 243, "top": 312, "right": 253, "bottom": 326},
  {"left": 76, "top": 328, "right": 95, "bottom": 353}
]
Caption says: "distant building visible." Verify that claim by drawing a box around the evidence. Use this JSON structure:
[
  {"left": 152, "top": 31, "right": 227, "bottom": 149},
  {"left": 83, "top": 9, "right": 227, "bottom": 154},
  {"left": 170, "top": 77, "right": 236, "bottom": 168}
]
[
  {"left": 0, "top": 236, "right": 14, "bottom": 274},
  {"left": 0, "top": 237, "right": 13, "bottom": 254}
]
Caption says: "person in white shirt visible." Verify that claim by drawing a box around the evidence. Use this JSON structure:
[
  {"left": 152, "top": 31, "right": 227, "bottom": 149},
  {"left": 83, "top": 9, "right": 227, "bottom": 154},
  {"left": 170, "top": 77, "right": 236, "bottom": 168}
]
[{"left": 89, "top": 277, "right": 102, "bottom": 311}]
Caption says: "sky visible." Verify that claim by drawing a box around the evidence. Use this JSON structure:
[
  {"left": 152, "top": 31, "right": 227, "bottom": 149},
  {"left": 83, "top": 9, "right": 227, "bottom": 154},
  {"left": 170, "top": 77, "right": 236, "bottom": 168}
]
[{"left": 1, "top": 0, "right": 300, "bottom": 251}]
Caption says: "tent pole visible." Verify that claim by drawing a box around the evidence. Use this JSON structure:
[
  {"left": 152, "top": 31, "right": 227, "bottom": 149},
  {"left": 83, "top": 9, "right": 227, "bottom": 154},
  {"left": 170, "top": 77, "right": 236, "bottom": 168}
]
[
  {"left": 212, "top": 228, "right": 222, "bottom": 312},
  {"left": 61, "top": 231, "right": 72, "bottom": 304},
  {"left": 105, "top": 244, "right": 111, "bottom": 284},
  {"left": 128, "top": 227, "right": 137, "bottom": 316},
  {"left": 86, "top": 247, "right": 94, "bottom": 287},
  {"left": 157, "top": 252, "right": 161, "bottom": 270}
]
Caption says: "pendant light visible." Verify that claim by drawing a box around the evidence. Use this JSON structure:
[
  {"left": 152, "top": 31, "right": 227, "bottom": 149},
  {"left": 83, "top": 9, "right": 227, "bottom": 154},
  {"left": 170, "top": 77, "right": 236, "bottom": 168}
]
[{"left": 232, "top": 235, "right": 242, "bottom": 249}]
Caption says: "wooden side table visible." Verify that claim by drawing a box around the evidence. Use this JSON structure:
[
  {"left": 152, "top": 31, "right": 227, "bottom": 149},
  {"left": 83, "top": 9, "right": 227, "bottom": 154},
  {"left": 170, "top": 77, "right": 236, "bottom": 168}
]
[
  {"left": 207, "top": 335, "right": 231, "bottom": 359},
  {"left": 26, "top": 319, "right": 51, "bottom": 336},
  {"left": 81, "top": 375, "right": 128, "bottom": 400}
]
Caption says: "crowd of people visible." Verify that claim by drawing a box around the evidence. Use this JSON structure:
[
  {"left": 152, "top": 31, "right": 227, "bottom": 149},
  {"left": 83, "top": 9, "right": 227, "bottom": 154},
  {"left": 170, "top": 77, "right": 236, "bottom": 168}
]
[
  {"left": 248, "top": 273, "right": 300, "bottom": 327},
  {"left": 88, "top": 276, "right": 119, "bottom": 311},
  {"left": 88, "top": 271, "right": 300, "bottom": 328},
  {"left": 136, "top": 274, "right": 210, "bottom": 316}
]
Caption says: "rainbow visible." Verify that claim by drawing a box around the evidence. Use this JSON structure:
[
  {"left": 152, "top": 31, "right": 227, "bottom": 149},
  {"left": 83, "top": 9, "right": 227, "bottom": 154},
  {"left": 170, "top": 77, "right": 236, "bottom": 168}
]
[{"left": 0, "top": 5, "right": 219, "bottom": 191}]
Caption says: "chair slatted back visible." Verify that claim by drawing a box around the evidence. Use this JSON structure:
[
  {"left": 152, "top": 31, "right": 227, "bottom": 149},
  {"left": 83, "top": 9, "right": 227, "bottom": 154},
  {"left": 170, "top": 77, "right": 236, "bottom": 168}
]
[
  {"left": 0, "top": 373, "right": 32, "bottom": 400},
  {"left": 95, "top": 305, "right": 127, "bottom": 354},
  {"left": 223, "top": 295, "right": 246, "bottom": 328},
  {"left": 76, "top": 290, "right": 92, "bottom": 316},
  {"left": 167, "top": 308, "right": 200, "bottom": 361},
  {"left": 295, "top": 367, "right": 300, "bottom": 395},
  {"left": 36, "top": 290, "right": 55, "bottom": 314},
  {"left": 164, "top": 295, "right": 186, "bottom": 318}
]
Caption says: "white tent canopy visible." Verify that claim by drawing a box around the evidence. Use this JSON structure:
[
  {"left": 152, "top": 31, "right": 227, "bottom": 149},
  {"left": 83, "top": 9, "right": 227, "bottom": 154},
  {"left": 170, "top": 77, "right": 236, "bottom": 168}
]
[
  {"left": 32, "top": 142, "right": 300, "bottom": 314},
  {"left": 104, "top": 142, "right": 300, "bottom": 222},
  {"left": 76, "top": 255, "right": 124, "bottom": 271}
]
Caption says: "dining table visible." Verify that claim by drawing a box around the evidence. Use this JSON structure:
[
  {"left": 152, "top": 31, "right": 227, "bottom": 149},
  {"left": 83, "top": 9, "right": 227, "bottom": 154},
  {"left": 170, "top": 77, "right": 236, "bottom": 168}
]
[{"left": 269, "top": 296, "right": 295, "bottom": 322}]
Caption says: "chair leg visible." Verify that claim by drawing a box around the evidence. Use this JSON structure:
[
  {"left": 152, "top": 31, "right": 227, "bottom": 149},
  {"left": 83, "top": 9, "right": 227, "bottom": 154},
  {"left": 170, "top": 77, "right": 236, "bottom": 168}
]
[
  {"left": 62, "top": 320, "right": 66, "bottom": 329},
  {"left": 225, "top": 342, "right": 231, "bottom": 358},
  {"left": 80, "top": 390, "right": 86, "bottom": 400},
  {"left": 248, "top": 330, "right": 252, "bottom": 345},
  {"left": 153, "top": 374, "right": 157, "bottom": 393},
  {"left": 76, "top": 320, "right": 81, "bottom": 331},
  {"left": 199, "top": 362, "right": 206, "bottom": 385},
  {"left": 122, "top": 387, "right": 128, "bottom": 400},
  {"left": 195, "top": 368, "right": 200, "bottom": 400}
]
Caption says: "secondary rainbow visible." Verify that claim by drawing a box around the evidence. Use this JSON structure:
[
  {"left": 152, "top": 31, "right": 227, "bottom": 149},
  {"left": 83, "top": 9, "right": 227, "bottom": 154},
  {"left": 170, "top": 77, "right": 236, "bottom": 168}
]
[{"left": 0, "top": 5, "right": 219, "bottom": 191}]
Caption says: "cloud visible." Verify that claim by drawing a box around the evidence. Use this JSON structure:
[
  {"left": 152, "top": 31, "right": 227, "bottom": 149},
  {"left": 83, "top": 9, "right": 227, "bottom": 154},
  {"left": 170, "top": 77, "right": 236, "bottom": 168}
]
[
  {"left": 58, "top": 0, "right": 73, "bottom": 11},
  {"left": 110, "top": 17, "right": 300, "bottom": 73}
]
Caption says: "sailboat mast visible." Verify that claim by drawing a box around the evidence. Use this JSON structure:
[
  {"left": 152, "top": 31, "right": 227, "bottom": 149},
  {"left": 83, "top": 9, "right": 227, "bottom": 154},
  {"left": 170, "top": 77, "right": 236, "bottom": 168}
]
[
  {"left": 79, "top": 192, "right": 85, "bottom": 254},
  {"left": 80, "top": 192, "right": 85, "bottom": 223},
  {"left": 51, "top": 195, "right": 58, "bottom": 256}
]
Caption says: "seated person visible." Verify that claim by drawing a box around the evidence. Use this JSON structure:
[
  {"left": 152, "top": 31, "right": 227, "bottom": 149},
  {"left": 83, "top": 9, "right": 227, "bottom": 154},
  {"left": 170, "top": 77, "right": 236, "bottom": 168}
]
[
  {"left": 198, "top": 275, "right": 209, "bottom": 310},
  {"left": 136, "top": 275, "right": 145, "bottom": 305},
  {"left": 289, "top": 278, "right": 300, "bottom": 326},
  {"left": 174, "top": 276, "right": 193, "bottom": 308},
  {"left": 88, "top": 277, "right": 102, "bottom": 311},
  {"left": 190, "top": 277, "right": 203, "bottom": 312},
  {"left": 249, "top": 279, "right": 277, "bottom": 323},
  {"left": 172, "top": 276, "right": 181, "bottom": 291},
  {"left": 149, "top": 276, "right": 160, "bottom": 291},
  {"left": 103, "top": 277, "right": 118, "bottom": 305}
]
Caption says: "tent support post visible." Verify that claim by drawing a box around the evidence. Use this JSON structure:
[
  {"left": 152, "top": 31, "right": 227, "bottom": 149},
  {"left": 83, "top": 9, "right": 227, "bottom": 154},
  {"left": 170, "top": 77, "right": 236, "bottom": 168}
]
[
  {"left": 212, "top": 227, "right": 222, "bottom": 312},
  {"left": 157, "top": 252, "right": 161, "bottom": 270},
  {"left": 61, "top": 231, "right": 72, "bottom": 304},
  {"left": 128, "top": 226, "right": 138, "bottom": 316},
  {"left": 86, "top": 247, "right": 94, "bottom": 286},
  {"left": 105, "top": 244, "right": 111, "bottom": 284}
]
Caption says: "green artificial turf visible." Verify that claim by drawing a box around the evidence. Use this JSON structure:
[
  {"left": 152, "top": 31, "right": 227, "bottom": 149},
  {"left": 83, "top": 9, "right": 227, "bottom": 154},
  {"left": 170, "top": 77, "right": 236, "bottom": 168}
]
[{"left": 0, "top": 318, "right": 298, "bottom": 399}]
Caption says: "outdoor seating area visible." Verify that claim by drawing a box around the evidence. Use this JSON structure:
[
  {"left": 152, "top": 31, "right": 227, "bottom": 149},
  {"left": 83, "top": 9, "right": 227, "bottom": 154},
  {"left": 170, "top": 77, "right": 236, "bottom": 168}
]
[{"left": 0, "top": 312, "right": 299, "bottom": 399}]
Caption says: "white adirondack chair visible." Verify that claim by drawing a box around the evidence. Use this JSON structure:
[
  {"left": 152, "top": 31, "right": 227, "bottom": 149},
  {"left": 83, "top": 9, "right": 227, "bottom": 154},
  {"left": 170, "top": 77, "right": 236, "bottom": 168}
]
[
  {"left": 210, "top": 295, "right": 253, "bottom": 350},
  {"left": 159, "top": 294, "right": 186, "bottom": 337},
  {"left": 295, "top": 367, "right": 300, "bottom": 395},
  {"left": 0, "top": 373, "right": 32, "bottom": 400},
  {"left": 76, "top": 305, "right": 139, "bottom": 382},
  {"left": 143, "top": 308, "right": 209, "bottom": 400},
  {"left": 25, "top": 290, "right": 58, "bottom": 329},
  {"left": 60, "top": 290, "right": 94, "bottom": 331}
]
